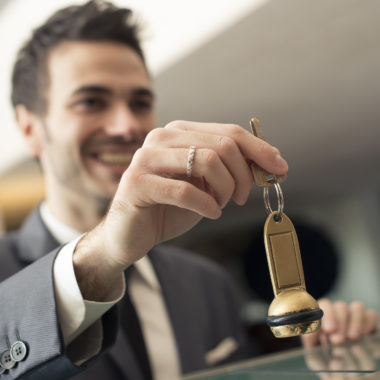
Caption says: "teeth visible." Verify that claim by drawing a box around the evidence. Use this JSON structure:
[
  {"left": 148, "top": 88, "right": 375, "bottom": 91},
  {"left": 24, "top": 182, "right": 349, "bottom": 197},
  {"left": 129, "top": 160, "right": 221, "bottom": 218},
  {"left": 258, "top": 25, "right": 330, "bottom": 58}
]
[{"left": 97, "top": 153, "right": 134, "bottom": 165}]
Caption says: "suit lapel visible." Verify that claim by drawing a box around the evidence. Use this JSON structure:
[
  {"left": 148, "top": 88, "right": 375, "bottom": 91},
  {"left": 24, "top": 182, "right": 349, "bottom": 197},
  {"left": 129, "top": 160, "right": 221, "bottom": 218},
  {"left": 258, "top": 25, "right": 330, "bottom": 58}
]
[{"left": 16, "top": 207, "right": 59, "bottom": 264}]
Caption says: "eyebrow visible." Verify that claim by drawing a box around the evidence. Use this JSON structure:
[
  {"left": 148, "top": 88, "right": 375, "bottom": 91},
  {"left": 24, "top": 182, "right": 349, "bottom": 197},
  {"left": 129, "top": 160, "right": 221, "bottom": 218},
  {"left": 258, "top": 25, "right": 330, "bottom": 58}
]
[{"left": 71, "top": 85, "right": 155, "bottom": 99}]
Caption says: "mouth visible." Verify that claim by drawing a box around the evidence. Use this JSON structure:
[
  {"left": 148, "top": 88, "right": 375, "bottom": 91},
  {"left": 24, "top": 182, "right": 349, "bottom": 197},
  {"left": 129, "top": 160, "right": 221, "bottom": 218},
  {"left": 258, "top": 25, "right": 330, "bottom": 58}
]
[{"left": 93, "top": 152, "right": 135, "bottom": 166}]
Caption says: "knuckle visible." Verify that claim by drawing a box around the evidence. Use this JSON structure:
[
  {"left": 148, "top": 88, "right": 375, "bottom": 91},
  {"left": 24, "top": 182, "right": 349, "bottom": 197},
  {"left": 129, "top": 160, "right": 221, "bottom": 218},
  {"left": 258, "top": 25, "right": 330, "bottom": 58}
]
[
  {"left": 174, "top": 181, "right": 191, "bottom": 200},
  {"left": 165, "top": 120, "right": 184, "bottom": 130},
  {"left": 130, "top": 147, "right": 145, "bottom": 165},
  {"left": 225, "top": 123, "right": 244, "bottom": 137},
  {"left": 121, "top": 166, "right": 140, "bottom": 188},
  {"left": 218, "top": 136, "right": 236, "bottom": 154},
  {"left": 129, "top": 147, "right": 155, "bottom": 170},
  {"left": 334, "top": 300, "right": 348, "bottom": 310},
  {"left": 350, "top": 301, "right": 365, "bottom": 311},
  {"left": 144, "top": 128, "right": 168, "bottom": 144},
  {"left": 203, "top": 149, "right": 219, "bottom": 167}
]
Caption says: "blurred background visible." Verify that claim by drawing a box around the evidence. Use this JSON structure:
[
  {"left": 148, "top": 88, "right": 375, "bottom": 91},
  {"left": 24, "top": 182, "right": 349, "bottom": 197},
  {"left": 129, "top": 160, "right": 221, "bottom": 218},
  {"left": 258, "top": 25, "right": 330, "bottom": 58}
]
[{"left": 0, "top": 0, "right": 379, "bottom": 355}]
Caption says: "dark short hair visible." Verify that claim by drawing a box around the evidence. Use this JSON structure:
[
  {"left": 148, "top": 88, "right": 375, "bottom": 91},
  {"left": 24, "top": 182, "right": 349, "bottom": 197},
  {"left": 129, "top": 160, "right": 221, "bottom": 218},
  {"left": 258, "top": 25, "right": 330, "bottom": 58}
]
[{"left": 11, "top": 0, "right": 145, "bottom": 115}]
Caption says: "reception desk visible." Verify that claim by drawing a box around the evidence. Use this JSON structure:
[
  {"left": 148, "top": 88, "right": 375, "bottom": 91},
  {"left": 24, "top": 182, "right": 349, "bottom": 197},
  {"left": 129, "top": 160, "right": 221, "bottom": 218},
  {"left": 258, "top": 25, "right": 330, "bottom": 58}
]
[{"left": 184, "top": 332, "right": 380, "bottom": 379}]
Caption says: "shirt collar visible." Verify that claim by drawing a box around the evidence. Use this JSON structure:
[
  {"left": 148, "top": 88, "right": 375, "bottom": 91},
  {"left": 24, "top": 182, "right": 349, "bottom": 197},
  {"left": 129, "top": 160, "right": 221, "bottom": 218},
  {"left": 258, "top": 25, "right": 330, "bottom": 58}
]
[
  {"left": 39, "top": 202, "right": 80, "bottom": 244},
  {"left": 39, "top": 201, "right": 160, "bottom": 291}
]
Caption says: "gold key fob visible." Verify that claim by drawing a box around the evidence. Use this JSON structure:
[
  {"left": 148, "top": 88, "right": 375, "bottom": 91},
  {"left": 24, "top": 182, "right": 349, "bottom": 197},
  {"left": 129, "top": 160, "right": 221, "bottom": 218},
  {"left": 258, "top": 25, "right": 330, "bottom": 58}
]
[
  {"left": 249, "top": 118, "right": 323, "bottom": 338},
  {"left": 264, "top": 210, "right": 323, "bottom": 337}
]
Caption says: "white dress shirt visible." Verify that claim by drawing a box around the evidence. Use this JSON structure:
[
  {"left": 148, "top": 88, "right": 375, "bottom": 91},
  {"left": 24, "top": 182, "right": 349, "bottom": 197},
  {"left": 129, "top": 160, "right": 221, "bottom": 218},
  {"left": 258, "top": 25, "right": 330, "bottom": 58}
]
[{"left": 40, "top": 202, "right": 181, "bottom": 379}]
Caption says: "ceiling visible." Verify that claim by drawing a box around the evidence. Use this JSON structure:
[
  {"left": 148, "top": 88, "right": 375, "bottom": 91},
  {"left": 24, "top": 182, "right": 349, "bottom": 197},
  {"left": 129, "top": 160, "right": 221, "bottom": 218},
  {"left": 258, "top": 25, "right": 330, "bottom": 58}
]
[
  {"left": 154, "top": 0, "right": 380, "bottom": 201},
  {"left": 0, "top": 0, "right": 265, "bottom": 173},
  {"left": 1, "top": 0, "right": 379, "bottom": 204}
]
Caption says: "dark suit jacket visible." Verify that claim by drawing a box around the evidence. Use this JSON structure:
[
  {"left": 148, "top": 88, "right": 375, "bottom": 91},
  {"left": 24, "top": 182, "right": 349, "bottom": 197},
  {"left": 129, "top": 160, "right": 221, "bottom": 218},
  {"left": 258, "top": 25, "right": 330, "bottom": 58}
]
[{"left": 0, "top": 209, "right": 248, "bottom": 379}]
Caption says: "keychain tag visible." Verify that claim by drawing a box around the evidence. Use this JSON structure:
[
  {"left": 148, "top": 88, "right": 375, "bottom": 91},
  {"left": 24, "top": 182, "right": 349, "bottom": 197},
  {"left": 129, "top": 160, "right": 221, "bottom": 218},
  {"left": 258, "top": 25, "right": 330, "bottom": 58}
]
[{"left": 264, "top": 211, "right": 305, "bottom": 297}]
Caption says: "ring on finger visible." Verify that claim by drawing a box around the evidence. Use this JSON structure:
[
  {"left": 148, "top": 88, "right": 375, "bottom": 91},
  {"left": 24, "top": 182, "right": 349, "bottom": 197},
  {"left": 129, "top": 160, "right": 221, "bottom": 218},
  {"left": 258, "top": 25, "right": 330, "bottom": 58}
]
[{"left": 186, "top": 145, "right": 196, "bottom": 177}]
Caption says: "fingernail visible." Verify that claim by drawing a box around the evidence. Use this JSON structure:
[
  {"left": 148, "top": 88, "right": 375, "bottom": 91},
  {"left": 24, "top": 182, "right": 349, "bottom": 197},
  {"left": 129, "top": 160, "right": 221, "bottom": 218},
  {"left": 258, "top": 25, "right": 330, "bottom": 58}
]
[{"left": 275, "top": 154, "right": 288, "bottom": 170}]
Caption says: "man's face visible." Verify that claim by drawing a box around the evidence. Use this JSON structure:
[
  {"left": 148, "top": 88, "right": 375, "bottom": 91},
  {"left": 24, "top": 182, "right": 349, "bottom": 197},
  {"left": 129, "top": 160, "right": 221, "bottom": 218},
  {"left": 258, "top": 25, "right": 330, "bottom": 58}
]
[{"left": 37, "top": 41, "right": 156, "bottom": 203}]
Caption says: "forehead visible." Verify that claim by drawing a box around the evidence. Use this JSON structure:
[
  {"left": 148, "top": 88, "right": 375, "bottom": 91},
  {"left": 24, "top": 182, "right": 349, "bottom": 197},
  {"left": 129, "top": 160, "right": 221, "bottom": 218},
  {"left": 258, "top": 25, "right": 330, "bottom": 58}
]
[{"left": 47, "top": 41, "right": 152, "bottom": 96}]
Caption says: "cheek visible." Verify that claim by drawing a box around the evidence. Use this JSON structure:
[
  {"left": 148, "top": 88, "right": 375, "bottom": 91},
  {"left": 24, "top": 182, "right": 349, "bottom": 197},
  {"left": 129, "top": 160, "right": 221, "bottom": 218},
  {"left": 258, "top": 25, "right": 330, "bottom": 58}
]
[{"left": 48, "top": 113, "right": 90, "bottom": 150}]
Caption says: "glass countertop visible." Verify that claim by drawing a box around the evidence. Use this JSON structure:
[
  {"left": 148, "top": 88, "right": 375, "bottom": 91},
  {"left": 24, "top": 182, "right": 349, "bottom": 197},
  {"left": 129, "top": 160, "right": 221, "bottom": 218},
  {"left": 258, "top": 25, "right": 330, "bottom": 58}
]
[{"left": 183, "top": 332, "right": 380, "bottom": 380}]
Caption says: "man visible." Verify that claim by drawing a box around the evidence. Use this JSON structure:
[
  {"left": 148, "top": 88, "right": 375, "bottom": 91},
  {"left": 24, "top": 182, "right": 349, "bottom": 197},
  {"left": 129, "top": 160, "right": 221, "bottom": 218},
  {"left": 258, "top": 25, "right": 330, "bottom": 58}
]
[{"left": 0, "top": 1, "right": 377, "bottom": 379}]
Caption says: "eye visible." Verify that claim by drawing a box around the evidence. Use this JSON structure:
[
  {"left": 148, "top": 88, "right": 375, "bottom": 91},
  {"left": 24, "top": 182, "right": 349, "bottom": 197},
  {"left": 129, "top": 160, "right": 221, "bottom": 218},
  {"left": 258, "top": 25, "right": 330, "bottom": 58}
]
[
  {"left": 130, "top": 98, "right": 153, "bottom": 114},
  {"left": 74, "top": 96, "right": 107, "bottom": 111}
]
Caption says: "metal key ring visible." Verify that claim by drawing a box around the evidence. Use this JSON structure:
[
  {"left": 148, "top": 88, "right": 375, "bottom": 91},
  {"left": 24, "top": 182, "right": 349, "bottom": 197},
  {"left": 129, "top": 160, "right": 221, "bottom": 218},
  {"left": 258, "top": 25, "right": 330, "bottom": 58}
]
[{"left": 263, "top": 182, "right": 284, "bottom": 216}]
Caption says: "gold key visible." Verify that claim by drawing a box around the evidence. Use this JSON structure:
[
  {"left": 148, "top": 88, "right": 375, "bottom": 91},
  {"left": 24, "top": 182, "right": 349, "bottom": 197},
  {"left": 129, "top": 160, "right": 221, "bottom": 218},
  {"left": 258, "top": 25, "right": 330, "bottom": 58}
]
[
  {"left": 249, "top": 118, "right": 323, "bottom": 338},
  {"left": 249, "top": 118, "right": 286, "bottom": 187}
]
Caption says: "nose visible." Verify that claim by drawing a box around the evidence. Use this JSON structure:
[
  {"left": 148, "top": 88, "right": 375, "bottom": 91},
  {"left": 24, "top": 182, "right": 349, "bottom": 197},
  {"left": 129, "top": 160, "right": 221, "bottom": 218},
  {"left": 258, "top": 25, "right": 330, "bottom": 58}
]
[{"left": 104, "top": 102, "right": 141, "bottom": 138}]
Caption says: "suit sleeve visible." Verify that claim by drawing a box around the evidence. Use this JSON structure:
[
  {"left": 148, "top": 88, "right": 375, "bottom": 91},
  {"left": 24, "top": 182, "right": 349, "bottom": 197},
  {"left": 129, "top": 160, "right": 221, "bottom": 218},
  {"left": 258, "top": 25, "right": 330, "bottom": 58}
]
[
  {"left": 53, "top": 238, "right": 125, "bottom": 365},
  {"left": 0, "top": 248, "right": 119, "bottom": 379}
]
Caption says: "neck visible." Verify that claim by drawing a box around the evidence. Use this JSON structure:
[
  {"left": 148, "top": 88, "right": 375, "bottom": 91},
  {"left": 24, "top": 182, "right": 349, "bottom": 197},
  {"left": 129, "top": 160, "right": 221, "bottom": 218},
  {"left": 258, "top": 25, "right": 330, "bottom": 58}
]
[{"left": 45, "top": 183, "right": 109, "bottom": 233}]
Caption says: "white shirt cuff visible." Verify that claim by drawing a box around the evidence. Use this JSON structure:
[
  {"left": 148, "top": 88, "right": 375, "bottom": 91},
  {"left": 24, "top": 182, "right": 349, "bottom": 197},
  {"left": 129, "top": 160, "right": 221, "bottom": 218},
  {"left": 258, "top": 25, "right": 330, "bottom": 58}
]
[{"left": 53, "top": 236, "right": 125, "bottom": 347}]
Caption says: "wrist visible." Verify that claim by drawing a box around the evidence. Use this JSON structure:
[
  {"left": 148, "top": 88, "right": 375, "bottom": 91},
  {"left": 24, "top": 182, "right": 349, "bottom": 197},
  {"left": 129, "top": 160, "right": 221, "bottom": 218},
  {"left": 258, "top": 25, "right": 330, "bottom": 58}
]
[{"left": 73, "top": 225, "right": 128, "bottom": 301}]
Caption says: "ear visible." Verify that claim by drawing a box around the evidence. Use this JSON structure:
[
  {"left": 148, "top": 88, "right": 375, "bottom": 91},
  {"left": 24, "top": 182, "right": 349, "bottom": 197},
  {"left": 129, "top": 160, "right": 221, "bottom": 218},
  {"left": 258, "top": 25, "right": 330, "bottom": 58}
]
[{"left": 15, "top": 104, "right": 43, "bottom": 157}]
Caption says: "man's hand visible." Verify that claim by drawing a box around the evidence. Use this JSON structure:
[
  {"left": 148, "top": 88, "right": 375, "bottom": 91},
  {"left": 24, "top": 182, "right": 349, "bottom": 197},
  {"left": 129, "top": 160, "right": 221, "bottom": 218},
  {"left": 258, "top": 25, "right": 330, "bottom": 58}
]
[
  {"left": 97, "top": 121, "right": 287, "bottom": 265},
  {"left": 302, "top": 299, "right": 379, "bottom": 348},
  {"left": 73, "top": 121, "right": 288, "bottom": 300}
]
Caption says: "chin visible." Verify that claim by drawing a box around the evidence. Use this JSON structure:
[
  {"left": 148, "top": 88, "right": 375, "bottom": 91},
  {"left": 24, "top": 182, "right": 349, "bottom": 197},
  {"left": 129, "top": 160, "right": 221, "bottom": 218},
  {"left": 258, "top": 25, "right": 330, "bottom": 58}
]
[{"left": 98, "top": 179, "right": 120, "bottom": 198}]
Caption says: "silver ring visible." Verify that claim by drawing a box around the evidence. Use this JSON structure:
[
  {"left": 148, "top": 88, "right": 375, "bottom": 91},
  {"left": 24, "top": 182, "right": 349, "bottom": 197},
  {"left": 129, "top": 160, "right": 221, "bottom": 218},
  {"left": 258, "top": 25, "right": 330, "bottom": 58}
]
[
  {"left": 186, "top": 145, "right": 196, "bottom": 177},
  {"left": 263, "top": 182, "right": 284, "bottom": 216}
]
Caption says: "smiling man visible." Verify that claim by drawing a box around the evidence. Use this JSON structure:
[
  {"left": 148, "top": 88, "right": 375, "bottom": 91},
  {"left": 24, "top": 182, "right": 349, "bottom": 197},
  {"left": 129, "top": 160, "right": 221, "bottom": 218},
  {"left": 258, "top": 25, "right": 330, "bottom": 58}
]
[
  {"left": 18, "top": 39, "right": 155, "bottom": 231},
  {"left": 0, "top": 1, "right": 377, "bottom": 379}
]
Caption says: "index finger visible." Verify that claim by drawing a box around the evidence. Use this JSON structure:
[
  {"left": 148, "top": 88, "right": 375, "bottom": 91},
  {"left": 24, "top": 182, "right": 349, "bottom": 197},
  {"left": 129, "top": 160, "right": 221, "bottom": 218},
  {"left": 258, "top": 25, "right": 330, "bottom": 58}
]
[{"left": 165, "top": 121, "right": 288, "bottom": 175}]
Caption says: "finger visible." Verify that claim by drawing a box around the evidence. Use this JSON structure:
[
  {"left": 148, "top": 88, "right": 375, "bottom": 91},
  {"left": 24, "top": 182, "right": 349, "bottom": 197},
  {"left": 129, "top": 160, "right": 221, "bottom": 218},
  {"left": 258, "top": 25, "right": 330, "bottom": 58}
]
[
  {"left": 319, "top": 298, "right": 338, "bottom": 335},
  {"left": 132, "top": 147, "right": 235, "bottom": 208},
  {"left": 184, "top": 147, "right": 235, "bottom": 208},
  {"left": 303, "top": 298, "right": 337, "bottom": 348},
  {"left": 348, "top": 301, "right": 365, "bottom": 340},
  {"left": 301, "top": 331, "right": 321, "bottom": 349},
  {"left": 363, "top": 309, "right": 379, "bottom": 335},
  {"left": 164, "top": 121, "right": 288, "bottom": 175},
  {"left": 329, "top": 301, "right": 349, "bottom": 344},
  {"left": 144, "top": 128, "right": 254, "bottom": 204},
  {"left": 127, "top": 173, "right": 222, "bottom": 219}
]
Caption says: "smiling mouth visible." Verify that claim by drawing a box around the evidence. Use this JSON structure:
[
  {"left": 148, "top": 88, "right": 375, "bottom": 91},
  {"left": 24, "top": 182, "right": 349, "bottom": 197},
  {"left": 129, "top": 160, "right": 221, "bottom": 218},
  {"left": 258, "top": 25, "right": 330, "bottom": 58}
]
[{"left": 93, "top": 152, "right": 135, "bottom": 165}]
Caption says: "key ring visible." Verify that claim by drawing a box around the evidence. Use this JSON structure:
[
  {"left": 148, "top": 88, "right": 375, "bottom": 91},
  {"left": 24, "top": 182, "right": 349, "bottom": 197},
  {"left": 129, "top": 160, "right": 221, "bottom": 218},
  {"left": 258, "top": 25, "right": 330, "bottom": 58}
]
[{"left": 263, "top": 182, "right": 284, "bottom": 217}]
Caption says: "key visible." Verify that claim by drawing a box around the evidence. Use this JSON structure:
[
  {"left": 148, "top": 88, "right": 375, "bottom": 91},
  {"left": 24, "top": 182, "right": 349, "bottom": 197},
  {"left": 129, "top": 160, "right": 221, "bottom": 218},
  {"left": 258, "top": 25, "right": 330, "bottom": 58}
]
[{"left": 249, "top": 118, "right": 286, "bottom": 187}]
